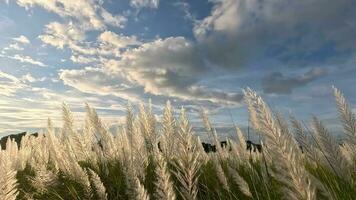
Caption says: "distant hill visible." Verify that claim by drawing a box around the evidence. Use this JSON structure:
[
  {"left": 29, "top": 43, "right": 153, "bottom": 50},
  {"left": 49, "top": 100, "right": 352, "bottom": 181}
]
[{"left": 0, "top": 132, "right": 38, "bottom": 150}]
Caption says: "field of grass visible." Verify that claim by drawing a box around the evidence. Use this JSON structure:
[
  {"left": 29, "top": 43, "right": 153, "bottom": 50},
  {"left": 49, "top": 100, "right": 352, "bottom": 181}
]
[{"left": 0, "top": 87, "right": 355, "bottom": 200}]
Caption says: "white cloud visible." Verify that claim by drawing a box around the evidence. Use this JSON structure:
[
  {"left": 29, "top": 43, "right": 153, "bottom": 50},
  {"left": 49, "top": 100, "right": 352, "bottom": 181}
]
[
  {"left": 39, "top": 23, "right": 139, "bottom": 57},
  {"left": 0, "top": 70, "right": 26, "bottom": 96},
  {"left": 20, "top": 73, "right": 46, "bottom": 83},
  {"left": 13, "top": 54, "right": 47, "bottom": 67},
  {"left": 70, "top": 55, "right": 97, "bottom": 64},
  {"left": 12, "top": 35, "right": 30, "bottom": 44},
  {"left": 130, "top": 0, "right": 159, "bottom": 9},
  {"left": 39, "top": 21, "right": 85, "bottom": 49},
  {"left": 98, "top": 31, "right": 141, "bottom": 49},
  {"left": 4, "top": 43, "right": 24, "bottom": 51},
  {"left": 3, "top": 35, "right": 30, "bottom": 51},
  {"left": 59, "top": 67, "right": 139, "bottom": 101},
  {"left": 5, "top": 54, "right": 47, "bottom": 67},
  {"left": 100, "top": 8, "right": 127, "bottom": 28},
  {"left": 59, "top": 37, "right": 243, "bottom": 105},
  {"left": 21, "top": 73, "right": 36, "bottom": 82},
  {"left": 193, "top": 0, "right": 356, "bottom": 69},
  {"left": 16, "top": 0, "right": 126, "bottom": 30}
]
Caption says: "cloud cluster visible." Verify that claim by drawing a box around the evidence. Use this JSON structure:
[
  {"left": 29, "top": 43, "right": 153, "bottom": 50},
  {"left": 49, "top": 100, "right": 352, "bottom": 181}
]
[
  {"left": 31, "top": 0, "right": 356, "bottom": 107},
  {"left": 55, "top": 0, "right": 356, "bottom": 104},
  {"left": 59, "top": 37, "right": 243, "bottom": 105}
]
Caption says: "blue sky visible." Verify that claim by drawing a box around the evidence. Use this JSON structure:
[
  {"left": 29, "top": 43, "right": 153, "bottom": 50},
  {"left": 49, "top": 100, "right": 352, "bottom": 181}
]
[{"left": 0, "top": 0, "right": 356, "bottom": 137}]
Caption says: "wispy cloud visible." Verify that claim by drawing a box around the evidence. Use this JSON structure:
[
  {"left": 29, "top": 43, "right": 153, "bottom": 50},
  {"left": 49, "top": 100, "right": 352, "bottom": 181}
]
[
  {"left": 4, "top": 43, "right": 24, "bottom": 51},
  {"left": 0, "top": 70, "right": 26, "bottom": 96},
  {"left": 16, "top": 0, "right": 126, "bottom": 30},
  {"left": 12, "top": 35, "right": 30, "bottom": 44},
  {"left": 1, "top": 54, "right": 47, "bottom": 67},
  {"left": 130, "top": 0, "right": 159, "bottom": 9}
]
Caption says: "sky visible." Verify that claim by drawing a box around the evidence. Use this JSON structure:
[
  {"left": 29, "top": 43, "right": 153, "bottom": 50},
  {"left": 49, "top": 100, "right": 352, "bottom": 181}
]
[{"left": 0, "top": 0, "right": 356, "bottom": 137}]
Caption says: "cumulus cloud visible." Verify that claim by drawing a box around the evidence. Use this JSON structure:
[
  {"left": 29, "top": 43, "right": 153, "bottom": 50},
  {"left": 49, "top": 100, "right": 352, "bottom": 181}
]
[
  {"left": 16, "top": 0, "right": 126, "bottom": 30},
  {"left": 194, "top": 0, "right": 356, "bottom": 69},
  {"left": 130, "top": 0, "right": 159, "bottom": 9},
  {"left": 12, "top": 35, "right": 30, "bottom": 44},
  {"left": 262, "top": 68, "right": 328, "bottom": 94},
  {"left": 59, "top": 37, "right": 244, "bottom": 105}
]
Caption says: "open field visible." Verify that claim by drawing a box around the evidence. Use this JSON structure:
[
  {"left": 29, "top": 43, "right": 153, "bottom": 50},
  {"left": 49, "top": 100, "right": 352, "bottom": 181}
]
[{"left": 0, "top": 87, "right": 355, "bottom": 200}]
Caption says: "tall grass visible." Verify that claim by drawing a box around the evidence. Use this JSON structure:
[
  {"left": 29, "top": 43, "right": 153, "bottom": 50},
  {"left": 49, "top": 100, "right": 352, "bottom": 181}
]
[{"left": 0, "top": 87, "right": 355, "bottom": 200}]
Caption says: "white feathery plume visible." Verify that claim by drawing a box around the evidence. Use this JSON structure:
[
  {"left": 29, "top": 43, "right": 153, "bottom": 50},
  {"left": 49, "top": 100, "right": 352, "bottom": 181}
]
[
  {"left": 123, "top": 109, "right": 148, "bottom": 181},
  {"left": 196, "top": 136, "right": 208, "bottom": 162},
  {"left": 154, "top": 152, "right": 176, "bottom": 200},
  {"left": 340, "top": 143, "right": 355, "bottom": 167},
  {"left": 227, "top": 166, "right": 252, "bottom": 197},
  {"left": 17, "top": 133, "right": 32, "bottom": 170},
  {"left": 30, "top": 165, "right": 58, "bottom": 194},
  {"left": 82, "top": 104, "right": 96, "bottom": 162},
  {"left": 290, "top": 116, "right": 322, "bottom": 165},
  {"left": 243, "top": 88, "right": 316, "bottom": 200},
  {"left": 130, "top": 117, "right": 149, "bottom": 180},
  {"left": 0, "top": 154, "right": 18, "bottom": 200},
  {"left": 139, "top": 103, "right": 157, "bottom": 154},
  {"left": 212, "top": 155, "right": 229, "bottom": 191},
  {"left": 126, "top": 102, "right": 135, "bottom": 146},
  {"left": 46, "top": 118, "right": 92, "bottom": 194},
  {"left": 89, "top": 107, "right": 116, "bottom": 159},
  {"left": 161, "top": 100, "right": 177, "bottom": 159},
  {"left": 172, "top": 107, "right": 202, "bottom": 200},
  {"left": 135, "top": 177, "right": 150, "bottom": 200},
  {"left": 124, "top": 104, "right": 146, "bottom": 178},
  {"left": 88, "top": 169, "right": 108, "bottom": 200},
  {"left": 333, "top": 86, "right": 356, "bottom": 145},
  {"left": 311, "top": 117, "right": 351, "bottom": 181},
  {"left": 234, "top": 126, "right": 249, "bottom": 160},
  {"left": 4, "top": 138, "right": 20, "bottom": 170},
  {"left": 62, "top": 103, "right": 87, "bottom": 161},
  {"left": 67, "top": 152, "right": 92, "bottom": 197}
]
